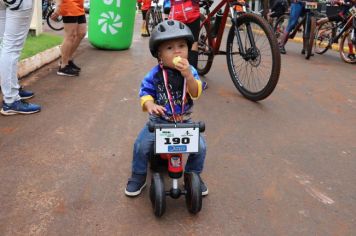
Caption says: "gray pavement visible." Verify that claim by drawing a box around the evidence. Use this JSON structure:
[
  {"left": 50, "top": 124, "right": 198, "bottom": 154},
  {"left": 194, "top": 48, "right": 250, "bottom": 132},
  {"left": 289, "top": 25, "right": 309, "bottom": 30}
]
[{"left": 0, "top": 18, "right": 355, "bottom": 235}]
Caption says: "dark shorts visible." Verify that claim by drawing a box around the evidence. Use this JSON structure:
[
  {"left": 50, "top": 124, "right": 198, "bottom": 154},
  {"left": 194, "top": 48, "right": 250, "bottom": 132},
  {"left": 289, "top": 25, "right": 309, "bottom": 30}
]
[
  {"left": 62, "top": 15, "right": 87, "bottom": 24},
  {"left": 186, "top": 17, "right": 200, "bottom": 42}
]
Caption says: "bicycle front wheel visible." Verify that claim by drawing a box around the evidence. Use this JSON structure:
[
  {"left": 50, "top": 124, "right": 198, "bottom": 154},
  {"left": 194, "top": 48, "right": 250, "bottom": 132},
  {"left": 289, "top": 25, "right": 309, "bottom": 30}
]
[
  {"left": 314, "top": 21, "right": 333, "bottom": 55},
  {"left": 145, "top": 9, "right": 155, "bottom": 36},
  {"left": 226, "top": 13, "right": 281, "bottom": 101},
  {"left": 197, "top": 14, "right": 214, "bottom": 75},
  {"left": 339, "top": 28, "right": 356, "bottom": 64},
  {"left": 46, "top": 9, "right": 64, "bottom": 31}
]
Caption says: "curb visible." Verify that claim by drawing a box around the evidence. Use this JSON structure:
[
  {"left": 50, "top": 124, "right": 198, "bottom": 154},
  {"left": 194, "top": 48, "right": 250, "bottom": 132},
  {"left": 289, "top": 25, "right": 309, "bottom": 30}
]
[
  {"left": 18, "top": 45, "right": 61, "bottom": 78},
  {"left": 289, "top": 36, "right": 341, "bottom": 52}
]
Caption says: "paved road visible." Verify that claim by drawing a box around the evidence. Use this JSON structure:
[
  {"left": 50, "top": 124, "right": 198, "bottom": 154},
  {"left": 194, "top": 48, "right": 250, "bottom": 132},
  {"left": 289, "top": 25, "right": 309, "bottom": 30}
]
[{"left": 0, "top": 20, "right": 355, "bottom": 235}]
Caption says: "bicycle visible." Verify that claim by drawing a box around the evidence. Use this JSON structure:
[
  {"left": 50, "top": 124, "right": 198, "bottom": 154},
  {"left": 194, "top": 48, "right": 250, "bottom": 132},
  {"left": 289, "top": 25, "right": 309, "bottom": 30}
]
[
  {"left": 43, "top": 0, "right": 64, "bottom": 31},
  {"left": 146, "top": 0, "right": 163, "bottom": 36},
  {"left": 198, "top": 0, "right": 281, "bottom": 101},
  {"left": 286, "top": 0, "right": 321, "bottom": 59},
  {"left": 314, "top": 5, "right": 356, "bottom": 64},
  {"left": 147, "top": 121, "right": 206, "bottom": 217}
]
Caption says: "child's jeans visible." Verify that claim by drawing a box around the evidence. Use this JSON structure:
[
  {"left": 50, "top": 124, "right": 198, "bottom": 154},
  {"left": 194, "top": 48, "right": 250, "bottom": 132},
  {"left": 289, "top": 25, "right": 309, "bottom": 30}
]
[{"left": 132, "top": 116, "right": 207, "bottom": 175}]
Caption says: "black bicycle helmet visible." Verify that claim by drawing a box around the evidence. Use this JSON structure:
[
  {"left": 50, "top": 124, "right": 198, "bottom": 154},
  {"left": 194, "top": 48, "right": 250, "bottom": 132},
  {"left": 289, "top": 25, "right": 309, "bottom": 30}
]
[{"left": 149, "top": 20, "right": 194, "bottom": 58}]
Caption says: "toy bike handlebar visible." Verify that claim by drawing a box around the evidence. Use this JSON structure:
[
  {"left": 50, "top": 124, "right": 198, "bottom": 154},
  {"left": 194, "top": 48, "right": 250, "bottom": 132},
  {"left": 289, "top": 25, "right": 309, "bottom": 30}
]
[{"left": 148, "top": 121, "right": 205, "bottom": 133}]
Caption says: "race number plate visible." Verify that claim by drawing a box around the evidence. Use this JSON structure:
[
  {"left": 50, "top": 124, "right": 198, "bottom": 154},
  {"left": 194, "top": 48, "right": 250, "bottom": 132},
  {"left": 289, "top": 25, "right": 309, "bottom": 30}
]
[
  {"left": 305, "top": 2, "right": 317, "bottom": 10},
  {"left": 155, "top": 127, "right": 200, "bottom": 154},
  {"left": 349, "top": 6, "right": 356, "bottom": 16}
]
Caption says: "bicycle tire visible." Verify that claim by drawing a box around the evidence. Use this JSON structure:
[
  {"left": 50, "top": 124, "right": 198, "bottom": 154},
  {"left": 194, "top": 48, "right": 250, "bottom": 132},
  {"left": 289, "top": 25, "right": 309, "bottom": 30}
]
[
  {"left": 339, "top": 28, "right": 356, "bottom": 64},
  {"left": 273, "top": 14, "right": 289, "bottom": 43},
  {"left": 305, "top": 17, "right": 316, "bottom": 59},
  {"left": 226, "top": 13, "right": 281, "bottom": 101},
  {"left": 314, "top": 21, "right": 333, "bottom": 55},
  {"left": 145, "top": 9, "right": 155, "bottom": 36},
  {"left": 46, "top": 8, "right": 64, "bottom": 31},
  {"left": 197, "top": 14, "right": 214, "bottom": 75}
]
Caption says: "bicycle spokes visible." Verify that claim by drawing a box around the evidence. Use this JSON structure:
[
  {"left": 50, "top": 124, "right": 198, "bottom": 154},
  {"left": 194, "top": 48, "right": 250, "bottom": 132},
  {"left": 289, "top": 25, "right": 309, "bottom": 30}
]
[{"left": 226, "top": 14, "right": 280, "bottom": 101}]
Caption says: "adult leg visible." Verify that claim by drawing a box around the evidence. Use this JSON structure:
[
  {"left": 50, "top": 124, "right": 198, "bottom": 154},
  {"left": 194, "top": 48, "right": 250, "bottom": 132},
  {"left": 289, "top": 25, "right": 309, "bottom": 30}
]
[
  {"left": 0, "top": 6, "right": 33, "bottom": 103},
  {"left": 279, "top": 2, "right": 303, "bottom": 53},
  {"left": 68, "top": 16, "right": 86, "bottom": 62},
  {"left": 187, "top": 18, "right": 208, "bottom": 89},
  {"left": 60, "top": 22, "right": 78, "bottom": 67}
]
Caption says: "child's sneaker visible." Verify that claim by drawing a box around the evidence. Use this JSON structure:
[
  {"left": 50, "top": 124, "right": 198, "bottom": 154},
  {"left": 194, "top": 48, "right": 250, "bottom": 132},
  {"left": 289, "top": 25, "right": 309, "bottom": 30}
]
[
  {"left": 1, "top": 100, "right": 41, "bottom": 116},
  {"left": 198, "top": 175, "right": 209, "bottom": 196},
  {"left": 19, "top": 87, "right": 34, "bottom": 100},
  {"left": 125, "top": 173, "right": 147, "bottom": 197},
  {"left": 57, "top": 65, "right": 79, "bottom": 76},
  {"left": 68, "top": 60, "right": 81, "bottom": 72}
]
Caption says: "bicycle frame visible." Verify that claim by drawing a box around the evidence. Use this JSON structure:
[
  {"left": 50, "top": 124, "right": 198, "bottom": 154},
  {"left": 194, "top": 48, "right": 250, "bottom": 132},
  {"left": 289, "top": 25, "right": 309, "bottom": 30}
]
[
  {"left": 329, "top": 15, "right": 355, "bottom": 44},
  {"left": 200, "top": 0, "right": 256, "bottom": 58},
  {"left": 289, "top": 11, "right": 314, "bottom": 39}
]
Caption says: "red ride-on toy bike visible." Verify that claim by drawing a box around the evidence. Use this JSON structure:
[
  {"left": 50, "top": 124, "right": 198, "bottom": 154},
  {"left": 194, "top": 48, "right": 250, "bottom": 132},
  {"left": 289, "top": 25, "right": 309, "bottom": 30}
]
[{"left": 147, "top": 121, "right": 205, "bottom": 217}]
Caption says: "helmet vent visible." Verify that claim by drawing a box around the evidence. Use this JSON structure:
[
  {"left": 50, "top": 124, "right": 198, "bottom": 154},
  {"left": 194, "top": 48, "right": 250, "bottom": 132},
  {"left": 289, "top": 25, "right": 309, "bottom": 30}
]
[
  {"left": 179, "top": 22, "right": 185, "bottom": 29},
  {"left": 167, "top": 20, "right": 174, "bottom": 26},
  {"left": 158, "top": 25, "right": 166, "bottom": 32}
]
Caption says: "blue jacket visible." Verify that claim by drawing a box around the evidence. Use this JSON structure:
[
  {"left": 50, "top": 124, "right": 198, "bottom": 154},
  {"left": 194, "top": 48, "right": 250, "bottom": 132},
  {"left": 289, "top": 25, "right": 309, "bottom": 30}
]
[{"left": 139, "top": 65, "right": 202, "bottom": 117}]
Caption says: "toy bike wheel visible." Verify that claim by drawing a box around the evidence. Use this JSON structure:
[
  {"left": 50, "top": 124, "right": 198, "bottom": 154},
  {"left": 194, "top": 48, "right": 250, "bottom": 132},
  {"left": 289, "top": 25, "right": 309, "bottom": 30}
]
[
  {"left": 184, "top": 172, "right": 202, "bottom": 214},
  {"left": 149, "top": 173, "right": 166, "bottom": 217}
]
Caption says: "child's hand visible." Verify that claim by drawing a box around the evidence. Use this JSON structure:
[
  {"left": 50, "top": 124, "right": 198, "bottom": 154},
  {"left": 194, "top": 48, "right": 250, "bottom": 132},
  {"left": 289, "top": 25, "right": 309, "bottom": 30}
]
[
  {"left": 145, "top": 101, "right": 166, "bottom": 116},
  {"left": 174, "top": 57, "right": 193, "bottom": 78}
]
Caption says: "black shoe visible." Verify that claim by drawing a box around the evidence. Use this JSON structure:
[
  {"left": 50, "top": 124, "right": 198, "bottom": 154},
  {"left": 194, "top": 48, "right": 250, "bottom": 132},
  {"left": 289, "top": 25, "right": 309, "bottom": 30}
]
[
  {"left": 279, "top": 45, "right": 286, "bottom": 54},
  {"left": 68, "top": 60, "right": 81, "bottom": 72},
  {"left": 57, "top": 65, "right": 79, "bottom": 77}
]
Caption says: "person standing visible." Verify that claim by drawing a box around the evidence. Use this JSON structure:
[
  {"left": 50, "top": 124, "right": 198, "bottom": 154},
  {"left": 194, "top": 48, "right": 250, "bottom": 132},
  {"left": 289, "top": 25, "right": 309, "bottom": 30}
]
[
  {"left": 137, "top": 0, "right": 151, "bottom": 37},
  {"left": 169, "top": 0, "right": 208, "bottom": 90},
  {"left": 0, "top": 0, "right": 41, "bottom": 115},
  {"left": 51, "top": 0, "right": 86, "bottom": 76}
]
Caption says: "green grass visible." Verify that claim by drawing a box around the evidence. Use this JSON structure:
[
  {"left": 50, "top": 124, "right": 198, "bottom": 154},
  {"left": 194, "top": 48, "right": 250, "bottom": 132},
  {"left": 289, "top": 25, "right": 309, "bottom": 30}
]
[{"left": 20, "top": 33, "right": 62, "bottom": 60}]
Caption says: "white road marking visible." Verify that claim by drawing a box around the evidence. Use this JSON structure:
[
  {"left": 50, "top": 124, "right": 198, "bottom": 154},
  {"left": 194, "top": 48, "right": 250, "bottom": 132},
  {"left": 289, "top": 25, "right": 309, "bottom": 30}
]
[{"left": 295, "top": 175, "right": 335, "bottom": 205}]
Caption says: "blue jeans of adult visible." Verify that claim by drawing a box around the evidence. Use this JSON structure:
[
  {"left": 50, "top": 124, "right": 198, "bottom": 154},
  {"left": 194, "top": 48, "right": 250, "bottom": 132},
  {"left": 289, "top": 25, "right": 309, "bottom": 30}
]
[
  {"left": 286, "top": 2, "right": 304, "bottom": 33},
  {"left": 132, "top": 115, "right": 207, "bottom": 175},
  {"left": 0, "top": 1, "right": 33, "bottom": 104}
]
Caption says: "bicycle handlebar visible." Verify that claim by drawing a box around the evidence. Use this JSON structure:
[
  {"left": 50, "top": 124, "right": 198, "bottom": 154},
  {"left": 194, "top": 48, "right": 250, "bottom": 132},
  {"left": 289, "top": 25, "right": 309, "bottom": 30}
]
[{"left": 148, "top": 121, "right": 206, "bottom": 133}]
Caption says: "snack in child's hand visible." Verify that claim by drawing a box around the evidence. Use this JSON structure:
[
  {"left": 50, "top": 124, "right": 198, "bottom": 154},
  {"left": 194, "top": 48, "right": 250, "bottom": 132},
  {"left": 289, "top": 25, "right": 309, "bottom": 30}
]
[{"left": 173, "top": 56, "right": 182, "bottom": 66}]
